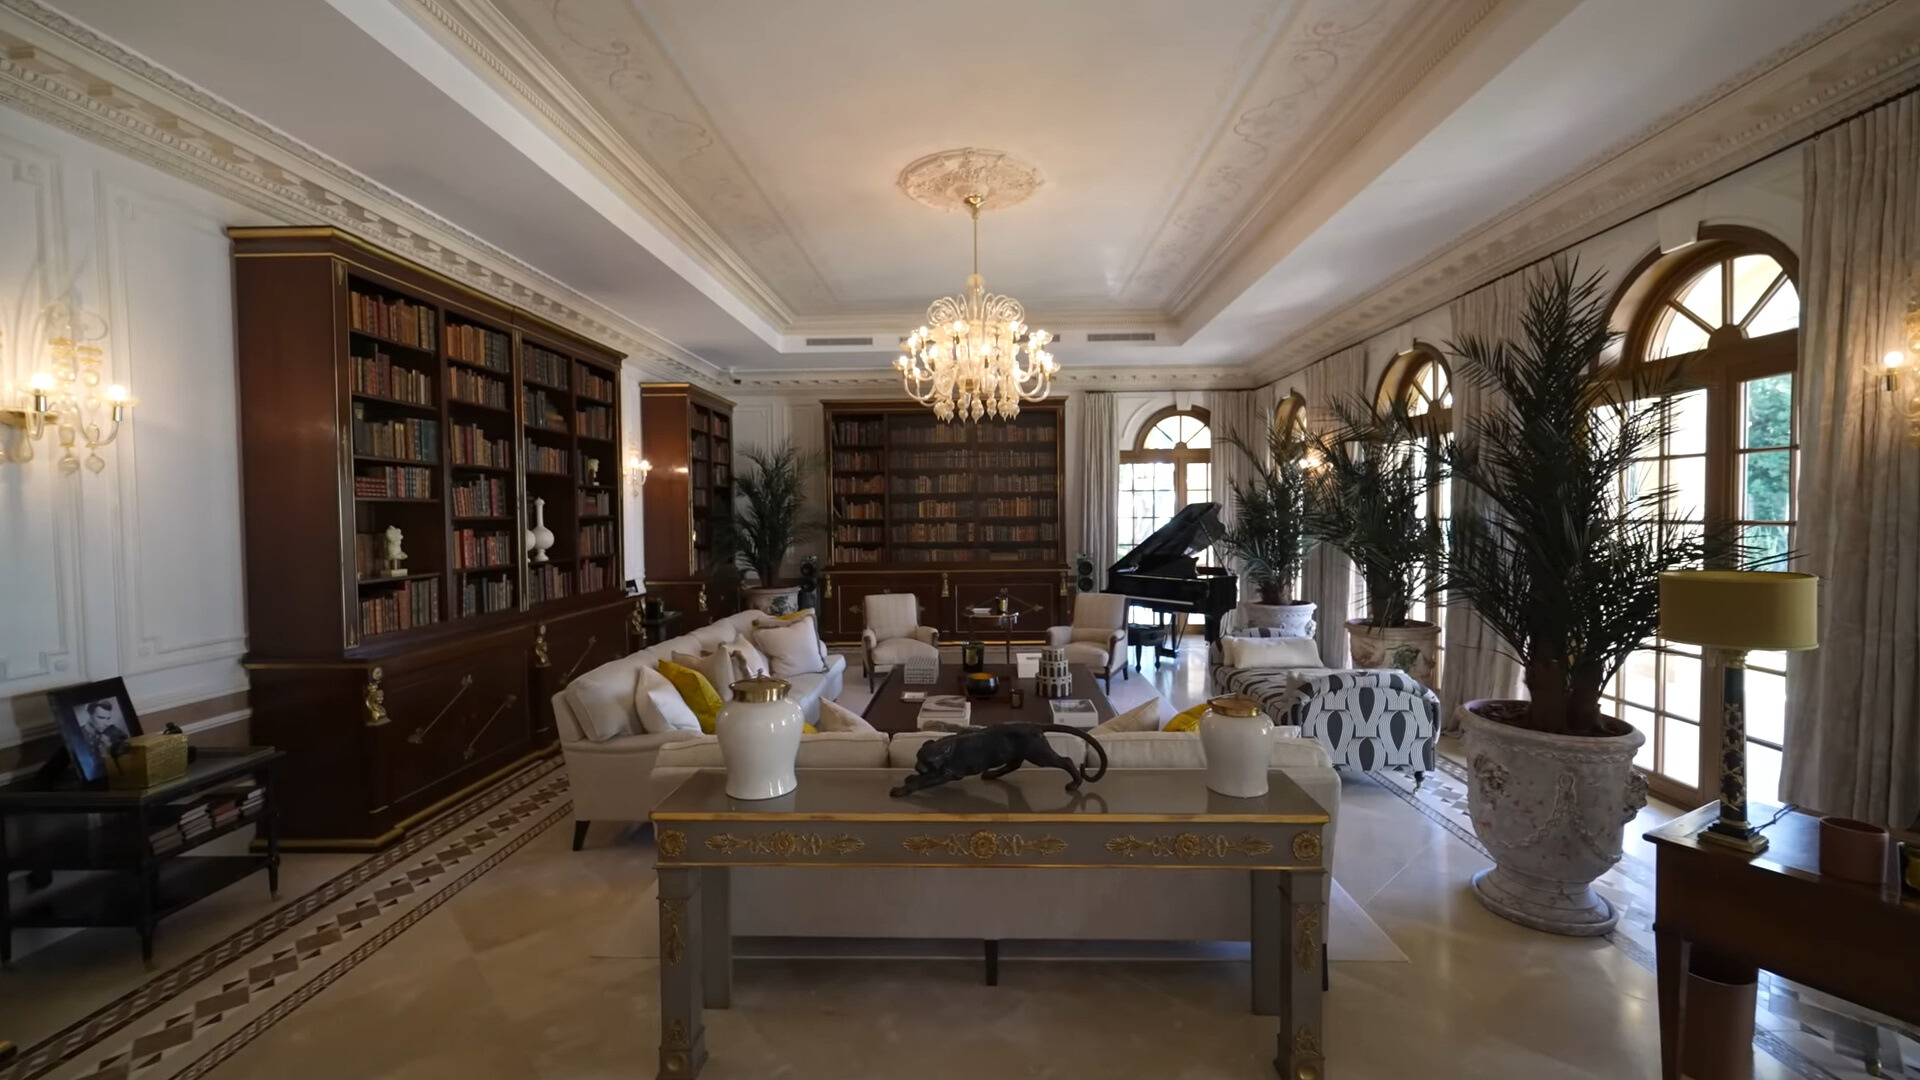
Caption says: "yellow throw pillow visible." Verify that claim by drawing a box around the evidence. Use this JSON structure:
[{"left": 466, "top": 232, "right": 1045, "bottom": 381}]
[
  {"left": 803, "top": 722, "right": 818, "bottom": 734},
  {"left": 656, "top": 660, "right": 723, "bottom": 734},
  {"left": 1162, "top": 702, "right": 1211, "bottom": 733}
]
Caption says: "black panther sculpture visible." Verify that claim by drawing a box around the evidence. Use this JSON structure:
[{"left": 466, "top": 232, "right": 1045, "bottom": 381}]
[{"left": 890, "top": 723, "right": 1109, "bottom": 797}]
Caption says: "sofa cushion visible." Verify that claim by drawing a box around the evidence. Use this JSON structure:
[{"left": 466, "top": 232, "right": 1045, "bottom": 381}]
[
  {"left": 688, "top": 620, "right": 740, "bottom": 652},
  {"left": 1162, "top": 701, "right": 1210, "bottom": 733},
  {"left": 671, "top": 648, "right": 739, "bottom": 703},
  {"left": 1061, "top": 641, "right": 1112, "bottom": 669},
  {"left": 657, "top": 660, "right": 723, "bottom": 733},
  {"left": 1090, "top": 699, "right": 1159, "bottom": 734},
  {"left": 887, "top": 729, "right": 1087, "bottom": 769},
  {"left": 634, "top": 664, "right": 702, "bottom": 734},
  {"left": 728, "top": 638, "right": 771, "bottom": 680},
  {"left": 564, "top": 662, "right": 643, "bottom": 742},
  {"left": 1092, "top": 730, "right": 1332, "bottom": 771},
  {"left": 1223, "top": 635, "right": 1323, "bottom": 670},
  {"left": 654, "top": 731, "right": 890, "bottom": 769},
  {"left": 755, "top": 618, "right": 827, "bottom": 677},
  {"left": 1069, "top": 625, "right": 1117, "bottom": 645},
  {"left": 817, "top": 699, "right": 877, "bottom": 733},
  {"left": 870, "top": 637, "right": 939, "bottom": 666}
]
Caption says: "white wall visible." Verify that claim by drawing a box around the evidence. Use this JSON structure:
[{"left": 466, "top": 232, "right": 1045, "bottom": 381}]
[{"left": 0, "top": 107, "right": 278, "bottom": 751}]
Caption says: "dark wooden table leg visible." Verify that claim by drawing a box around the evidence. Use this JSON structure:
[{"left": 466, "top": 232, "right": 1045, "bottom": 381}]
[
  {"left": 657, "top": 867, "right": 708, "bottom": 1079},
  {"left": 1275, "top": 870, "right": 1327, "bottom": 1079},
  {"left": 1656, "top": 927, "right": 1690, "bottom": 1080},
  {"left": 984, "top": 940, "right": 1000, "bottom": 986},
  {"left": 702, "top": 867, "right": 731, "bottom": 1009},
  {"left": 1250, "top": 870, "right": 1282, "bottom": 1016},
  {"left": 263, "top": 761, "right": 282, "bottom": 898},
  {"left": 0, "top": 813, "right": 12, "bottom": 968}
]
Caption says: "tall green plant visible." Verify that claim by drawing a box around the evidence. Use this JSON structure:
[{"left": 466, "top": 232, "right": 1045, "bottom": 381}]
[
  {"left": 1306, "top": 402, "right": 1443, "bottom": 629},
  {"left": 1218, "top": 423, "right": 1317, "bottom": 604},
  {"left": 1444, "top": 261, "right": 1733, "bottom": 737},
  {"left": 732, "top": 442, "right": 822, "bottom": 589}
]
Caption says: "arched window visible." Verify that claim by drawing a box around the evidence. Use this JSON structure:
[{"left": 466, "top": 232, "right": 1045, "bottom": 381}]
[
  {"left": 1604, "top": 229, "right": 1800, "bottom": 808},
  {"left": 1118, "top": 406, "right": 1211, "bottom": 557},
  {"left": 1374, "top": 347, "right": 1453, "bottom": 432}
]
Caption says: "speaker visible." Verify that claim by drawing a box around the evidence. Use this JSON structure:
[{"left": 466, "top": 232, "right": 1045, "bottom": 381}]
[
  {"left": 796, "top": 558, "right": 820, "bottom": 613},
  {"left": 1073, "top": 553, "right": 1096, "bottom": 594}
]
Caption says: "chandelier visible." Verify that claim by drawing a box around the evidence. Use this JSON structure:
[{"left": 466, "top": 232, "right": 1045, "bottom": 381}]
[{"left": 896, "top": 189, "right": 1056, "bottom": 423}]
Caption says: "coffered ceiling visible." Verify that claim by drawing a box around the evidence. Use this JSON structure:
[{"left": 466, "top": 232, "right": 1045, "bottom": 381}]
[{"left": 26, "top": 0, "right": 1920, "bottom": 383}]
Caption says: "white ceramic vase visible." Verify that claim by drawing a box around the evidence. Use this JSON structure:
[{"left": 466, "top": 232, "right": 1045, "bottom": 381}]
[
  {"left": 743, "top": 585, "right": 801, "bottom": 616},
  {"left": 715, "top": 675, "right": 804, "bottom": 800},
  {"left": 527, "top": 497, "right": 555, "bottom": 565},
  {"left": 1198, "top": 694, "right": 1273, "bottom": 798}
]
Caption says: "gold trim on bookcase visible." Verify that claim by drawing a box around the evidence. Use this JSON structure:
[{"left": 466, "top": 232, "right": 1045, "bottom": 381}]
[{"left": 270, "top": 744, "right": 562, "bottom": 851}]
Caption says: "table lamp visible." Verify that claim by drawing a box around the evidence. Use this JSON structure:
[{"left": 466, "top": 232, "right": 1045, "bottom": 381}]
[{"left": 1658, "top": 570, "right": 1819, "bottom": 854}]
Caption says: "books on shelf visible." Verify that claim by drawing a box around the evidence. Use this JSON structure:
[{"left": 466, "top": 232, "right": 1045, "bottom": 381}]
[
  {"left": 522, "top": 388, "right": 566, "bottom": 431},
  {"left": 448, "top": 367, "right": 508, "bottom": 409},
  {"left": 524, "top": 344, "right": 570, "bottom": 388},
  {"left": 576, "top": 403, "right": 613, "bottom": 440},
  {"left": 351, "top": 350, "right": 433, "bottom": 404},
  {"left": 891, "top": 473, "right": 1055, "bottom": 494},
  {"left": 452, "top": 476, "right": 507, "bottom": 517},
  {"left": 360, "top": 578, "right": 440, "bottom": 635},
  {"left": 832, "top": 418, "right": 884, "bottom": 444},
  {"left": 579, "top": 489, "right": 612, "bottom": 516},
  {"left": 833, "top": 449, "right": 883, "bottom": 471},
  {"left": 351, "top": 404, "right": 438, "bottom": 462},
  {"left": 916, "top": 695, "right": 972, "bottom": 729},
  {"left": 890, "top": 523, "right": 1058, "bottom": 543},
  {"left": 445, "top": 321, "right": 510, "bottom": 372},
  {"left": 350, "top": 290, "right": 435, "bottom": 349},
  {"left": 580, "top": 522, "right": 615, "bottom": 556},
  {"left": 575, "top": 365, "right": 614, "bottom": 403},
  {"left": 459, "top": 573, "right": 514, "bottom": 616},
  {"left": 451, "top": 425, "right": 511, "bottom": 468},
  {"left": 354, "top": 465, "right": 433, "bottom": 500},
  {"left": 454, "top": 529, "right": 513, "bottom": 570},
  {"left": 523, "top": 440, "right": 567, "bottom": 474},
  {"left": 528, "top": 563, "right": 570, "bottom": 604},
  {"left": 579, "top": 559, "right": 613, "bottom": 593}
]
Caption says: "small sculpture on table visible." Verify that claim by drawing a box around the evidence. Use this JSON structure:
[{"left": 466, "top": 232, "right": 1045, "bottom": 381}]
[
  {"left": 890, "top": 723, "right": 1108, "bottom": 796},
  {"left": 383, "top": 526, "right": 408, "bottom": 577}
]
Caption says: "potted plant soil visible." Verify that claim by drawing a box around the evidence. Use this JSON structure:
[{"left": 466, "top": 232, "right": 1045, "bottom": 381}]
[
  {"left": 1444, "top": 262, "right": 1729, "bottom": 935},
  {"left": 733, "top": 442, "right": 823, "bottom": 615},
  {"left": 1306, "top": 402, "right": 1444, "bottom": 685},
  {"left": 1219, "top": 422, "right": 1319, "bottom": 636}
]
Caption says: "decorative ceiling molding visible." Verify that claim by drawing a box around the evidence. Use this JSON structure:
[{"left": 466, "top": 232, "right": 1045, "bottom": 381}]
[
  {"left": 0, "top": 0, "right": 731, "bottom": 390},
  {"left": 1248, "top": 0, "right": 1920, "bottom": 382},
  {"left": 733, "top": 363, "right": 1249, "bottom": 393},
  {"left": 897, "top": 147, "right": 1044, "bottom": 213}
]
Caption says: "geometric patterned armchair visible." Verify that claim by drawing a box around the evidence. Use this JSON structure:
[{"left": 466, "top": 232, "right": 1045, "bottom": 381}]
[
  {"left": 1285, "top": 670, "right": 1440, "bottom": 781},
  {"left": 861, "top": 593, "right": 939, "bottom": 690}
]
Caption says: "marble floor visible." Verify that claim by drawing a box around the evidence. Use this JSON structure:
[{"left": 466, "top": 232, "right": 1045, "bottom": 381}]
[{"left": 0, "top": 646, "right": 1860, "bottom": 1079}]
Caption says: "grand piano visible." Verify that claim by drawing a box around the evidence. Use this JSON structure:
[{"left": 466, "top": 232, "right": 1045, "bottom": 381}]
[{"left": 1106, "top": 501, "right": 1237, "bottom": 645}]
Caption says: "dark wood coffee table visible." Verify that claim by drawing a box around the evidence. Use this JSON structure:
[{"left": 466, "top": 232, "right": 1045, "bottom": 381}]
[{"left": 861, "top": 663, "right": 1116, "bottom": 733}]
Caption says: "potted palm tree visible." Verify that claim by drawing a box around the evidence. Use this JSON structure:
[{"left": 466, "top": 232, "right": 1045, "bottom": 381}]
[
  {"left": 1307, "top": 402, "right": 1444, "bottom": 685},
  {"left": 1445, "top": 262, "right": 1730, "bottom": 936},
  {"left": 1218, "top": 423, "right": 1318, "bottom": 636},
  {"left": 733, "top": 442, "right": 822, "bottom": 616}
]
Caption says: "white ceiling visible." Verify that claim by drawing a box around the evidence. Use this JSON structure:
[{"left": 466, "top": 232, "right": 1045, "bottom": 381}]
[{"left": 45, "top": 0, "right": 1884, "bottom": 378}]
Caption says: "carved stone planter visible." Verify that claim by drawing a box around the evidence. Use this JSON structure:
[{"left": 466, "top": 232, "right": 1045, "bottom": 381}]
[
  {"left": 1346, "top": 619, "right": 1440, "bottom": 688},
  {"left": 1459, "top": 701, "right": 1648, "bottom": 936},
  {"left": 1238, "top": 600, "right": 1317, "bottom": 639}
]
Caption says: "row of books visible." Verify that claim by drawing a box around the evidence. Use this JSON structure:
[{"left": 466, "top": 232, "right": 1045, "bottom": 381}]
[
  {"left": 576, "top": 366, "right": 614, "bottom": 403},
  {"left": 888, "top": 497, "right": 1057, "bottom": 518},
  {"left": 453, "top": 529, "right": 513, "bottom": 570},
  {"left": 353, "top": 533, "right": 404, "bottom": 580},
  {"left": 579, "top": 559, "right": 615, "bottom": 593},
  {"left": 350, "top": 290, "right": 436, "bottom": 349},
  {"left": 893, "top": 547, "right": 1054, "bottom": 564},
  {"left": 446, "top": 322, "right": 511, "bottom": 372},
  {"left": 834, "top": 525, "right": 883, "bottom": 544},
  {"left": 354, "top": 465, "right": 433, "bottom": 500},
  {"left": 150, "top": 784, "right": 265, "bottom": 853},
  {"left": 524, "top": 344, "right": 570, "bottom": 388},
  {"left": 459, "top": 574, "right": 515, "bottom": 616},
  {"left": 452, "top": 476, "right": 507, "bottom": 517},
  {"left": 888, "top": 424, "right": 1055, "bottom": 445},
  {"left": 835, "top": 499, "right": 883, "bottom": 520},
  {"left": 523, "top": 389, "right": 567, "bottom": 431},
  {"left": 580, "top": 522, "right": 615, "bottom": 556},
  {"left": 891, "top": 473, "right": 1056, "bottom": 494},
  {"left": 451, "top": 425, "right": 511, "bottom": 468},
  {"left": 831, "top": 419, "right": 884, "bottom": 444},
  {"left": 889, "top": 450, "right": 1052, "bottom": 470},
  {"left": 351, "top": 406, "right": 438, "bottom": 463},
  {"left": 527, "top": 564, "right": 570, "bottom": 604},
  {"left": 351, "top": 351, "right": 434, "bottom": 405},
  {"left": 577, "top": 404, "right": 614, "bottom": 440},
  {"left": 832, "top": 546, "right": 884, "bottom": 564},
  {"left": 890, "top": 523, "right": 1058, "bottom": 543},
  {"left": 832, "top": 475, "right": 885, "bottom": 495},
  {"left": 833, "top": 450, "right": 883, "bottom": 471},
  {"left": 361, "top": 579, "right": 440, "bottom": 635},
  {"left": 580, "top": 489, "right": 612, "bottom": 516},
  {"left": 449, "top": 367, "right": 508, "bottom": 409},
  {"left": 525, "top": 441, "right": 568, "bottom": 473}
]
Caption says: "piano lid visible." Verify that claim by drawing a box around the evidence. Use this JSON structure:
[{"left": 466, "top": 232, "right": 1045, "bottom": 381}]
[{"left": 1109, "top": 501, "right": 1224, "bottom": 577}]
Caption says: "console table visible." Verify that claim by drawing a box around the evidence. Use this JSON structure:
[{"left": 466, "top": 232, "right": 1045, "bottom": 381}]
[{"left": 650, "top": 768, "right": 1331, "bottom": 1079}]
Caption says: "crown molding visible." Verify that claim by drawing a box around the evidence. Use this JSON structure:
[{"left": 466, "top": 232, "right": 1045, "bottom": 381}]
[
  {"left": 0, "top": 0, "right": 733, "bottom": 391},
  {"left": 731, "top": 363, "right": 1249, "bottom": 394},
  {"left": 1247, "top": 0, "right": 1920, "bottom": 382}
]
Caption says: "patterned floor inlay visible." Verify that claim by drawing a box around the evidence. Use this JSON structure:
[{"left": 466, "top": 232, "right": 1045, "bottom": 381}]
[
  {"left": 4, "top": 757, "right": 570, "bottom": 1080},
  {"left": 1363, "top": 755, "right": 1919, "bottom": 1080}
]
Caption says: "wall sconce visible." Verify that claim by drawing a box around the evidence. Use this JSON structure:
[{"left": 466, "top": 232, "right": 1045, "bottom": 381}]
[
  {"left": 625, "top": 449, "right": 652, "bottom": 494},
  {"left": 1882, "top": 302, "right": 1920, "bottom": 442},
  {"left": 0, "top": 306, "right": 137, "bottom": 474}
]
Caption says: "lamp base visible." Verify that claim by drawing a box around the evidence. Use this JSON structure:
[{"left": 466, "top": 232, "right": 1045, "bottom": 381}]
[{"left": 1699, "top": 817, "right": 1770, "bottom": 855}]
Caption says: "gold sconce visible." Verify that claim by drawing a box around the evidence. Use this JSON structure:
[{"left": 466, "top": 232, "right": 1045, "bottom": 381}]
[
  {"left": 0, "top": 305, "right": 137, "bottom": 473},
  {"left": 625, "top": 448, "right": 652, "bottom": 494},
  {"left": 1881, "top": 299, "right": 1920, "bottom": 444}
]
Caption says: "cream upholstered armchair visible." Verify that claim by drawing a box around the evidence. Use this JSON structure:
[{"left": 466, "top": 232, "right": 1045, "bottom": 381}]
[
  {"left": 1047, "top": 593, "right": 1129, "bottom": 690},
  {"left": 861, "top": 593, "right": 939, "bottom": 690}
]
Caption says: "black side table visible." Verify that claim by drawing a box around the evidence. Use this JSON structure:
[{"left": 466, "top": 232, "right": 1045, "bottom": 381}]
[{"left": 0, "top": 746, "right": 282, "bottom": 965}]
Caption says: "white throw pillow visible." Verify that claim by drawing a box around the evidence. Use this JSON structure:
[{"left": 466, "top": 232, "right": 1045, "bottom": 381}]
[
  {"left": 727, "top": 638, "right": 771, "bottom": 680},
  {"left": 816, "top": 698, "right": 877, "bottom": 733},
  {"left": 1223, "top": 635, "right": 1323, "bottom": 670},
  {"left": 633, "top": 664, "right": 702, "bottom": 734},
  {"left": 754, "top": 619, "right": 827, "bottom": 677},
  {"left": 1090, "top": 699, "right": 1160, "bottom": 735},
  {"left": 671, "top": 648, "right": 739, "bottom": 702}
]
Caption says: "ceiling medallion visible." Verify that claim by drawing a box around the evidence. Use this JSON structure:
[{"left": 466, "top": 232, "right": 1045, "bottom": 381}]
[{"left": 896, "top": 152, "right": 1056, "bottom": 423}]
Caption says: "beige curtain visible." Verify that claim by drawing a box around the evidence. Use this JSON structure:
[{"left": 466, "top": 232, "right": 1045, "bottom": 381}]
[
  {"left": 1300, "top": 345, "right": 1366, "bottom": 666},
  {"left": 1079, "top": 391, "right": 1118, "bottom": 590},
  {"left": 1207, "top": 385, "right": 1278, "bottom": 535},
  {"left": 1782, "top": 93, "right": 1920, "bottom": 826},
  {"left": 1440, "top": 268, "right": 1533, "bottom": 725}
]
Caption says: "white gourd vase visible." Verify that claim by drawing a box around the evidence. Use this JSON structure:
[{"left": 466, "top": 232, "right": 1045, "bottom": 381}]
[
  {"left": 527, "top": 497, "right": 555, "bottom": 564},
  {"left": 1199, "top": 694, "right": 1273, "bottom": 798},
  {"left": 716, "top": 675, "right": 804, "bottom": 800}
]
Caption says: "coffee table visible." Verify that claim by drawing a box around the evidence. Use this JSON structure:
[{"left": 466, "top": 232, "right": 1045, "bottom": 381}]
[{"left": 862, "top": 663, "right": 1115, "bottom": 733}]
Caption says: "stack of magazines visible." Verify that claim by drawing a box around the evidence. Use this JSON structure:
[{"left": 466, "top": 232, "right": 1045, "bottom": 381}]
[{"left": 916, "top": 695, "right": 972, "bottom": 730}]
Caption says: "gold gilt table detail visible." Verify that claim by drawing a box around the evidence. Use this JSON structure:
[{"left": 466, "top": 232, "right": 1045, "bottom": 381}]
[
  {"left": 1295, "top": 903, "right": 1322, "bottom": 972},
  {"left": 660, "top": 899, "right": 686, "bottom": 966},
  {"left": 1105, "top": 832, "right": 1274, "bottom": 859},
  {"left": 901, "top": 829, "right": 1066, "bottom": 860},
  {"left": 657, "top": 828, "right": 687, "bottom": 860},
  {"left": 1292, "top": 830, "right": 1323, "bottom": 863},
  {"left": 704, "top": 831, "right": 865, "bottom": 857}
]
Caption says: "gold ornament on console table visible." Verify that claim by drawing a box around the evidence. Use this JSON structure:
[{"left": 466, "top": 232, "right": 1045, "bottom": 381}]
[
  {"left": 104, "top": 733, "right": 189, "bottom": 790},
  {"left": 0, "top": 303, "right": 137, "bottom": 473},
  {"left": 895, "top": 149, "right": 1056, "bottom": 423},
  {"left": 1658, "top": 570, "right": 1819, "bottom": 854}
]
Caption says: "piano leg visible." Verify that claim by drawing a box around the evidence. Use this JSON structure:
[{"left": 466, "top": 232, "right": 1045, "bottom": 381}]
[{"left": 1204, "top": 609, "right": 1224, "bottom": 642}]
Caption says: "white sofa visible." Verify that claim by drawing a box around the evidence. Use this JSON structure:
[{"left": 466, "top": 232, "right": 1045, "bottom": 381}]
[
  {"left": 650, "top": 728, "right": 1339, "bottom": 944},
  {"left": 553, "top": 609, "right": 846, "bottom": 847}
]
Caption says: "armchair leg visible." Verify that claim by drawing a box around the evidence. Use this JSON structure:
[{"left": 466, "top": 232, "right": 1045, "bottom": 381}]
[{"left": 572, "top": 821, "right": 590, "bottom": 851}]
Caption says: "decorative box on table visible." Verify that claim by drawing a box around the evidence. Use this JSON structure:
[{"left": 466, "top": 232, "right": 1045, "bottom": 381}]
[{"left": 105, "top": 733, "right": 189, "bottom": 789}]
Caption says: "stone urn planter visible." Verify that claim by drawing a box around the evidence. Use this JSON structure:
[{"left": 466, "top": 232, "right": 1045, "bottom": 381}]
[
  {"left": 1346, "top": 619, "right": 1440, "bottom": 687},
  {"left": 742, "top": 585, "right": 801, "bottom": 616},
  {"left": 1458, "top": 701, "right": 1649, "bottom": 936},
  {"left": 1238, "top": 600, "right": 1317, "bottom": 638}
]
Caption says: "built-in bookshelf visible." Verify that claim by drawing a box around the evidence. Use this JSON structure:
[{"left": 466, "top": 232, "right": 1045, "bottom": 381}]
[{"left": 640, "top": 385, "right": 736, "bottom": 623}]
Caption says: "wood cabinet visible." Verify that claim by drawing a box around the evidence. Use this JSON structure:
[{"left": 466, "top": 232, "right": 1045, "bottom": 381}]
[
  {"left": 640, "top": 384, "right": 736, "bottom": 624},
  {"left": 231, "top": 227, "right": 637, "bottom": 848}
]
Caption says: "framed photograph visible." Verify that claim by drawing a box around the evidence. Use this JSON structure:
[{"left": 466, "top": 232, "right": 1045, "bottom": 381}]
[{"left": 47, "top": 677, "right": 143, "bottom": 783}]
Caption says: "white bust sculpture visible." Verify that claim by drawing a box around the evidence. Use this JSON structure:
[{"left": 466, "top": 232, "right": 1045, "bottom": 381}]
[{"left": 384, "top": 525, "right": 408, "bottom": 577}]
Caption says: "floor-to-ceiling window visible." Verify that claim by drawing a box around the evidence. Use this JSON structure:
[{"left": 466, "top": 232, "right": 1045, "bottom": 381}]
[
  {"left": 1373, "top": 346, "right": 1453, "bottom": 632},
  {"left": 1601, "top": 230, "right": 1800, "bottom": 807},
  {"left": 1118, "top": 407, "right": 1212, "bottom": 627}
]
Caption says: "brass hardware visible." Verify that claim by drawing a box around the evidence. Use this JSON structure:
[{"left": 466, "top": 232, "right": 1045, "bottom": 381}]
[
  {"left": 705, "top": 831, "right": 863, "bottom": 857},
  {"left": 407, "top": 673, "right": 474, "bottom": 745},
  {"left": 657, "top": 828, "right": 688, "bottom": 860},
  {"left": 1104, "top": 833, "right": 1275, "bottom": 859},
  {"left": 532, "top": 624, "right": 550, "bottom": 667},
  {"left": 902, "top": 829, "right": 1065, "bottom": 859},
  {"left": 1059, "top": 571, "right": 1068, "bottom": 596},
  {"left": 1291, "top": 831, "right": 1323, "bottom": 864},
  {"left": 363, "top": 667, "right": 390, "bottom": 727},
  {"left": 661, "top": 899, "right": 685, "bottom": 966},
  {"left": 697, "top": 585, "right": 708, "bottom": 612},
  {"left": 629, "top": 600, "right": 644, "bottom": 638},
  {"left": 1208, "top": 695, "right": 1264, "bottom": 718},
  {"left": 560, "top": 635, "right": 598, "bottom": 684},
  {"left": 730, "top": 676, "right": 792, "bottom": 704},
  {"left": 664, "top": 1019, "right": 689, "bottom": 1050},
  {"left": 940, "top": 572, "right": 950, "bottom": 598},
  {"left": 1295, "top": 904, "right": 1321, "bottom": 972},
  {"left": 462, "top": 693, "right": 517, "bottom": 760},
  {"left": 823, "top": 573, "right": 832, "bottom": 599}
]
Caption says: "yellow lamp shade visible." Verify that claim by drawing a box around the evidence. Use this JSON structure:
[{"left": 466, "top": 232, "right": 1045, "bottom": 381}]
[{"left": 1658, "top": 570, "right": 1819, "bottom": 651}]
